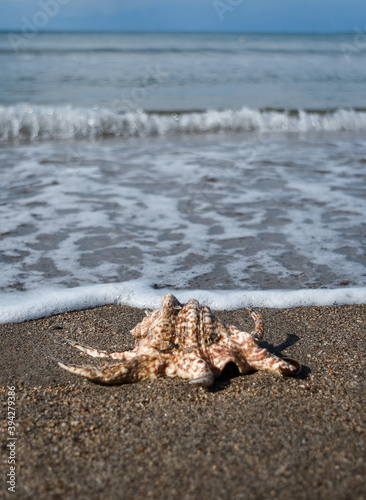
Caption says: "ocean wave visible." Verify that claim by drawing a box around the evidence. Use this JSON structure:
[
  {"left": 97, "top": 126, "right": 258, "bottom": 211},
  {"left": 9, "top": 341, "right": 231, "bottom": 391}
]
[
  {"left": 1, "top": 104, "right": 366, "bottom": 142},
  {"left": 0, "top": 46, "right": 343, "bottom": 56},
  {"left": 0, "top": 46, "right": 237, "bottom": 55}
]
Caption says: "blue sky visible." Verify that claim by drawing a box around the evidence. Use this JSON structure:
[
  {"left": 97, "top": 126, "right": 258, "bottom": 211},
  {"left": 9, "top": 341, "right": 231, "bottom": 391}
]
[{"left": 0, "top": 0, "right": 365, "bottom": 33}]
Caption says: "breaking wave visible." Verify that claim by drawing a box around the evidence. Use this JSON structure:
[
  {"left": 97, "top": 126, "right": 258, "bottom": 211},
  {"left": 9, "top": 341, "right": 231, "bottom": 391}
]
[{"left": 1, "top": 103, "right": 366, "bottom": 142}]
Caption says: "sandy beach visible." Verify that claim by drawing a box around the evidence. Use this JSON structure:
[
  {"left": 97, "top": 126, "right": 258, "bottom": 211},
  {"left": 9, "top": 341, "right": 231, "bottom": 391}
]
[{"left": 1, "top": 303, "right": 365, "bottom": 499}]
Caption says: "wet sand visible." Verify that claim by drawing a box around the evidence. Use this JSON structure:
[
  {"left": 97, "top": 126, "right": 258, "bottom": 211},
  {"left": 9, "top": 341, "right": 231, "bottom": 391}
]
[{"left": 1, "top": 304, "right": 365, "bottom": 500}]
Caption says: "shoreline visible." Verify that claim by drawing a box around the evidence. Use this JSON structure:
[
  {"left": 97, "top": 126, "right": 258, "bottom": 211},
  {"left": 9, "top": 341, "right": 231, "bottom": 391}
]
[
  {"left": 2, "top": 284, "right": 366, "bottom": 324},
  {"left": 1, "top": 303, "right": 365, "bottom": 499}
]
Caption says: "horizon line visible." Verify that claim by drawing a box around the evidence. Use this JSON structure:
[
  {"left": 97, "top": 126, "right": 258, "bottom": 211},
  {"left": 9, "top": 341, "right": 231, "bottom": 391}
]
[{"left": 0, "top": 29, "right": 358, "bottom": 35}]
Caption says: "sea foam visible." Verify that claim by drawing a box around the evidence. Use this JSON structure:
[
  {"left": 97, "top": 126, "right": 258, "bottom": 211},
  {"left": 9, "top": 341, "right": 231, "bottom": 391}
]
[
  {"left": 1, "top": 104, "right": 366, "bottom": 142},
  {"left": 0, "top": 282, "right": 365, "bottom": 324}
]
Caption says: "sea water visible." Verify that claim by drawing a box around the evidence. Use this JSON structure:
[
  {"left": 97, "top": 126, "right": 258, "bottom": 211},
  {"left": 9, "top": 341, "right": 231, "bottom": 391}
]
[{"left": 1, "top": 33, "right": 366, "bottom": 322}]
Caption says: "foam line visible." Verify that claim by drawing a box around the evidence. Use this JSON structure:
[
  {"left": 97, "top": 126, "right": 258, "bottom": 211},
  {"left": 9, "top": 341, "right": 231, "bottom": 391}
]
[
  {"left": 1, "top": 281, "right": 365, "bottom": 324},
  {"left": 2, "top": 104, "right": 366, "bottom": 142}
]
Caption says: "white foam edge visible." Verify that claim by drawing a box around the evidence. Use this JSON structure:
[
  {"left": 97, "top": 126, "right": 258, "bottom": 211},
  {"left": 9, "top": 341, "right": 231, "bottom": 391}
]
[{"left": 0, "top": 280, "right": 365, "bottom": 324}]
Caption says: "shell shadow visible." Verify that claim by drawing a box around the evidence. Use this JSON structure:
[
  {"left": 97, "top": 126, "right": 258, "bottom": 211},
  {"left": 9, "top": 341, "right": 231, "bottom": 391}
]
[{"left": 263, "top": 333, "right": 300, "bottom": 353}]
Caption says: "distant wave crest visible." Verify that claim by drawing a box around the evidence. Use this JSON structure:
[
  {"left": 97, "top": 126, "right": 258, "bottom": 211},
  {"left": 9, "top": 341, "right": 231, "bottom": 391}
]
[{"left": 1, "top": 103, "right": 366, "bottom": 142}]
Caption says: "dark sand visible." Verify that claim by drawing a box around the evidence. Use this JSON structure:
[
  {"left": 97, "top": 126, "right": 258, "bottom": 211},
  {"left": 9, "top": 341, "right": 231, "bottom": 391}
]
[{"left": 1, "top": 304, "right": 365, "bottom": 500}]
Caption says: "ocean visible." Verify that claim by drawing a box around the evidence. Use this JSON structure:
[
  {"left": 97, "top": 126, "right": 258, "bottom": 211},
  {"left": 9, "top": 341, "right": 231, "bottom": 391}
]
[{"left": 1, "top": 32, "right": 366, "bottom": 322}]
